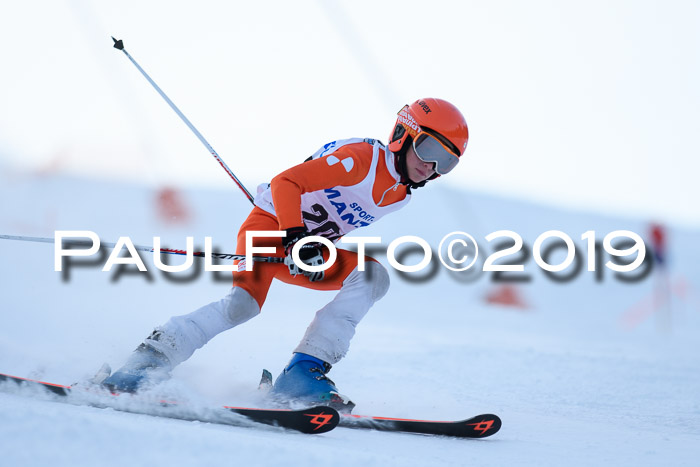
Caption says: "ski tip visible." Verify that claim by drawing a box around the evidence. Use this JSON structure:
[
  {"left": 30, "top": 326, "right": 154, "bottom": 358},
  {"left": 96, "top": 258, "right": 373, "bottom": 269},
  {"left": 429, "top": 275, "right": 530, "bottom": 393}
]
[
  {"left": 111, "top": 36, "right": 124, "bottom": 50},
  {"left": 464, "top": 413, "right": 502, "bottom": 438}
]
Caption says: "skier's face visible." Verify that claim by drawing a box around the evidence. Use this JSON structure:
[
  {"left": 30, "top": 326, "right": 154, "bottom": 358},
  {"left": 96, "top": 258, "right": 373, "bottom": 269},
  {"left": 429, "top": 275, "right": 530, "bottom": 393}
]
[{"left": 405, "top": 144, "right": 436, "bottom": 183}]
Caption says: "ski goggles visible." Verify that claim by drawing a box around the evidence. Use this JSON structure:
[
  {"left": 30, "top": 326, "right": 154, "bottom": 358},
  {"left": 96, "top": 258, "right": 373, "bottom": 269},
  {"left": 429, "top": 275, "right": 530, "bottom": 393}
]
[{"left": 412, "top": 131, "right": 460, "bottom": 175}]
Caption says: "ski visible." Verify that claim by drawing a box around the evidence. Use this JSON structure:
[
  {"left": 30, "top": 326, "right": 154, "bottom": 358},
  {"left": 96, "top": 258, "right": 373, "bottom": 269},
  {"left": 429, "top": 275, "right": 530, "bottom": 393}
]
[
  {"left": 338, "top": 412, "right": 501, "bottom": 438},
  {"left": 258, "top": 368, "right": 500, "bottom": 438},
  {"left": 0, "top": 372, "right": 338, "bottom": 434}
]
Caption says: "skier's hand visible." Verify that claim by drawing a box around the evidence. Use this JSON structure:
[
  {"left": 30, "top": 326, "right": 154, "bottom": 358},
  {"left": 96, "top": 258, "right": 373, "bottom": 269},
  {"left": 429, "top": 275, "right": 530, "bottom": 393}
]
[{"left": 282, "top": 227, "right": 325, "bottom": 282}]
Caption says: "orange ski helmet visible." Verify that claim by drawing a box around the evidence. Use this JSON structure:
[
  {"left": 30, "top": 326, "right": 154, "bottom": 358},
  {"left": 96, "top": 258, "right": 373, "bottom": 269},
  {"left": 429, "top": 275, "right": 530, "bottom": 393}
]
[{"left": 388, "top": 98, "right": 469, "bottom": 166}]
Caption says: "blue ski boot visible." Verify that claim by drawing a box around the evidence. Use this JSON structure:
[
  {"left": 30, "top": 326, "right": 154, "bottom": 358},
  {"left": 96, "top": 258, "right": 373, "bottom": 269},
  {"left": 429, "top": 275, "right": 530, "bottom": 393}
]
[
  {"left": 270, "top": 353, "right": 355, "bottom": 413},
  {"left": 102, "top": 338, "right": 172, "bottom": 393}
]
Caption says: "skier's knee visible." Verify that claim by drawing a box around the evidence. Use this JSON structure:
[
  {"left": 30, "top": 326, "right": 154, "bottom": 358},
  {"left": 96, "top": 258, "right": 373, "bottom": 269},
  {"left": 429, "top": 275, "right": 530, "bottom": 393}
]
[
  {"left": 364, "top": 261, "right": 390, "bottom": 303},
  {"left": 224, "top": 287, "right": 261, "bottom": 326}
]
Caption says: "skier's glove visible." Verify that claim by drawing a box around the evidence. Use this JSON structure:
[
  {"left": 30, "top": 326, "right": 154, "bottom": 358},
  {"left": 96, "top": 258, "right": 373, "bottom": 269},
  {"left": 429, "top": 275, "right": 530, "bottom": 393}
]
[{"left": 282, "top": 227, "right": 325, "bottom": 282}]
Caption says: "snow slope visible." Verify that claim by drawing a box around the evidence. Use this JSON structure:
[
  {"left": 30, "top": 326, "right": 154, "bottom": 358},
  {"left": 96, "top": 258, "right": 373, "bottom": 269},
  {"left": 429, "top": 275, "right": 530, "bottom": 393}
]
[{"left": 1, "top": 170, "right": 699, "bottom": 466}]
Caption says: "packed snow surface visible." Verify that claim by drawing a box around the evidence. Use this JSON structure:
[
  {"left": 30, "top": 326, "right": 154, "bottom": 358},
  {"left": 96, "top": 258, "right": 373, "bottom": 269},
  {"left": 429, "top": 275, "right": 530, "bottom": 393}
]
[{"left": 1, "top": 172, "right": 699, "bottom": 466}]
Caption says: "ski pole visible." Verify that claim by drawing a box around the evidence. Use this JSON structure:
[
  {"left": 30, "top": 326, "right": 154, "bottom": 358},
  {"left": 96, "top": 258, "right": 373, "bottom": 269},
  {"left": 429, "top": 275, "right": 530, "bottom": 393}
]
[
  {"left": 0, "top": 234, "right": 284, "bottom": 263},
  {"left": 111, "top": 37, "right": 255, "bottom": 205}
]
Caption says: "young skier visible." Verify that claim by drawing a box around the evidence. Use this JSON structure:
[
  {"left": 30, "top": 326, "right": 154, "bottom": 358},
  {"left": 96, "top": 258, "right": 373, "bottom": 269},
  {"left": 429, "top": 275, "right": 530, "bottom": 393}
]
[{"left": 102, "top": 98, "right": 469, "bottom": 411}]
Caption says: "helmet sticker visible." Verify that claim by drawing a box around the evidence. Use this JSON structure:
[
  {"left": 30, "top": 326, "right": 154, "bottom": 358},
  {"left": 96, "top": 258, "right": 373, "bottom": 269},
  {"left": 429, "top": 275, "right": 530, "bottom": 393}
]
[{"left": 417, "top": 100, "right": 432, "bottom": 114}]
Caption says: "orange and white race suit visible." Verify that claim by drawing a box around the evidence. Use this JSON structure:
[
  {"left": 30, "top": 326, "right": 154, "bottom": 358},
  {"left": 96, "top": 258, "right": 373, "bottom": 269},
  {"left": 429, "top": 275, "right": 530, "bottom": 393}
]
[
  {"left": 138, "top": 138, "right": 414, "bottom": 367},
  {"left": 232, "top": 138, "right": 411, "bottom": 308}
]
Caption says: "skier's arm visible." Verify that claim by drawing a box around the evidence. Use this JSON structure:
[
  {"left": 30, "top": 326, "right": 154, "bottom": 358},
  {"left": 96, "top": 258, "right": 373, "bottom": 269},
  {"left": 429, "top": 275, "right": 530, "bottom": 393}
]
[{"left": 271, "top": 145, "right": 371, "bottom": 231}]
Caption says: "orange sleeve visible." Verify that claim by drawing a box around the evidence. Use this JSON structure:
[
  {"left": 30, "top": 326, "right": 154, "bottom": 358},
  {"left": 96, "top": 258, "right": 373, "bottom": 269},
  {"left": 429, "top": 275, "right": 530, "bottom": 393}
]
[{"left": 270, "top": 143, "right": 372, "bottom": 231}]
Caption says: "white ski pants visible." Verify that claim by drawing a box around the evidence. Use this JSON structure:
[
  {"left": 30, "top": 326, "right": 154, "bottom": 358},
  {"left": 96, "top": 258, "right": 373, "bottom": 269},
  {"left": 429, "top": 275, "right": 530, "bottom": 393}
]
[{"left": 147, "top": 261, "right": 390, "bottom": 366}]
